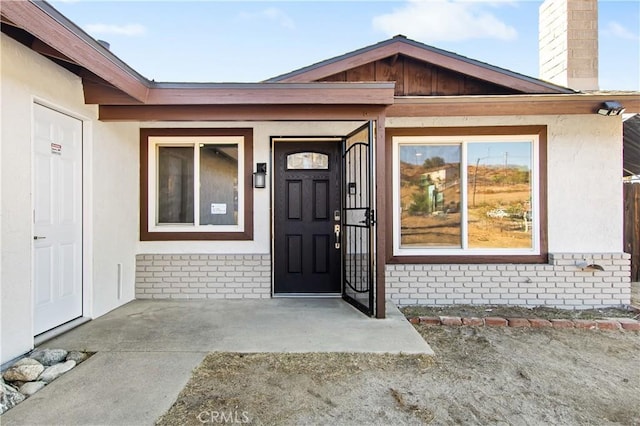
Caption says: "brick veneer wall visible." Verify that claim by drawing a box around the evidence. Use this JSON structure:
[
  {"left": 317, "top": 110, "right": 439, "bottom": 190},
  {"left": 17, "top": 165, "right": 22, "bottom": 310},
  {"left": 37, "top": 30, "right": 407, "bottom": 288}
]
[
  {"left": 386, "top": 253, "right": 631, "bottom": 308},
  {"left": 136, "top": 252, "right": 631, "bottom": 308},
  {"left": 135, "top": 254, "right": 271, "bottom": 299}
]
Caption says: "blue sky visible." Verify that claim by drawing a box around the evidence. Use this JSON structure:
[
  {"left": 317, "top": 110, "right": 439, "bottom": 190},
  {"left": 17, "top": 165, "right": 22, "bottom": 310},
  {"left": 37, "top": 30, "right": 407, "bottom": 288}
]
[
  {"left": 51, "top": 0, "right": 639, "bottom": 90},
  {"left": 400, "top": 142, "right": 532, "bottom": 167}
]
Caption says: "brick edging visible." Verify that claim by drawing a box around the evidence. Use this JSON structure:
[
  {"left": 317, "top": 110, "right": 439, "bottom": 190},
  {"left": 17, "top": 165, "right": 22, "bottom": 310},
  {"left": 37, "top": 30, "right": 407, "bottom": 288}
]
[{"left": 407, "top": 316, "right": 640, "bottom": 331}]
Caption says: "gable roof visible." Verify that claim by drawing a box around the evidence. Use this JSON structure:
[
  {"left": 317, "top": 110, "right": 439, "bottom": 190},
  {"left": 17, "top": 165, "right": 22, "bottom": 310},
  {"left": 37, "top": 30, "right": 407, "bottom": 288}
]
[
  {"left": 266, "top": 35, "right": 575, "bottom": 95},
  {"left": 3, "top": 1, "right": 639, "bottom": 121}
]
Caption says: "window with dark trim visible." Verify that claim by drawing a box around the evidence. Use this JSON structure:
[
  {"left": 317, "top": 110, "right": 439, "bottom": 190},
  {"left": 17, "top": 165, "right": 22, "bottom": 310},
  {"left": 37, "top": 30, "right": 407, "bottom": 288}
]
[
  {"left": 386, "top": 126, "right": 548, "bottom": 264},
  {"left": 140, "top": 128, "right": 253, "bottom": 241}
]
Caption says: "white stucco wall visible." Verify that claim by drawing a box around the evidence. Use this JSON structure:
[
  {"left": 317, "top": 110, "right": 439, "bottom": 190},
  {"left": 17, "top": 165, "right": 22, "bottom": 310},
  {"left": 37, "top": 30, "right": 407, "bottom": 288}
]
[
  {"left": 387, "top": 115, "right": 624, "bottom": 253},
  {"left": 90, "top": 120, "right": 139, "bottom": 318},
  {"left": 0, "top": 34, "right": 139, "bottom": 363},
  {"left": 138, "top": 121, "right": 364, "bottom": 255}
]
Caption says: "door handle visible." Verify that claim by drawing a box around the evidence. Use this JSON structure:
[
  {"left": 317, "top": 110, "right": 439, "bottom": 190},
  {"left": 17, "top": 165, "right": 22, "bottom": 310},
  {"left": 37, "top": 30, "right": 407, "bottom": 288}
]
[
  {"left": 33, "top": 236, "right": 46, "bottom": 240},
  {"left": 334, "top": 224, "right": 340, "bottom": 249}
]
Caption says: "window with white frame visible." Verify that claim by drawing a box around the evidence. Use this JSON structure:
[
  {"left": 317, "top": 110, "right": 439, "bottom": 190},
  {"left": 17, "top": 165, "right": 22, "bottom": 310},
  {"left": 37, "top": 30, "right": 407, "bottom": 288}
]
[
  {"left": 392, "top": 134, "right": 540, "bottom": 256},
  {"left": 140, "top": 128, "right": 253, "bottom": 241}
]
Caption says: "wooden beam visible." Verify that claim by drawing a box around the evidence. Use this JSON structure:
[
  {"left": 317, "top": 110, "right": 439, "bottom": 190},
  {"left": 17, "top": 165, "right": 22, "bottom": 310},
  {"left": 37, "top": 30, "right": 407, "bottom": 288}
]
[
  {"left": 84, "top": 83, "right": 395, "bottom": 106},
  {"left": 1, "top": 1, "right": 149, "bottom": 102},
  {"left": 388, "top": 95, "right": 640, "bottom": 116},
  {"left": 138, "top": 84, "right": 394, "bottom": 106},
  {"left": 0, "top": 15, "right": 16, "bottom": 26},
  {"left": 276, "top": 43, "right": 401, "bottom": 83},
  {"left": 375, "top": 114, "right": 387, "bottom": 319},
  {"left": 83, "top": 78, "right": 144, "bottom": 105},
  {"left": 30, "top": 38, "right": 75, "bottom": 64},
  {"left": 99, "top": 104, "right": 387, "bottom": 121}
]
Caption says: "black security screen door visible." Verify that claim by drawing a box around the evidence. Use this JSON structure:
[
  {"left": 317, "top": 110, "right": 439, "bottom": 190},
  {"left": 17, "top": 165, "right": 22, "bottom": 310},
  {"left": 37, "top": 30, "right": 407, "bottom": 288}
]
[
  {"left": 274, "top": 142, "right": 342, "bottom": 294},
  {"left": 342, "top": 122, "right": 376, "bottom": 316}
]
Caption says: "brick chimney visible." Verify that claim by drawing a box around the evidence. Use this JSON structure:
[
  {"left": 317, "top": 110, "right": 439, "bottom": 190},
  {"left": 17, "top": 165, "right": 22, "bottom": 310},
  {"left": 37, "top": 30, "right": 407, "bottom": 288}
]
[{"left": 539, "top": 0, "right": 598, "bottom": 91}]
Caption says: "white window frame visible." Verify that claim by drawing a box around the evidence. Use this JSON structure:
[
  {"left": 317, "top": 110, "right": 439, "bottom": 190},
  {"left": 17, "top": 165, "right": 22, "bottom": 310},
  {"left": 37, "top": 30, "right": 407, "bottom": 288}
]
[
  {"left": 147, "top": 136, "right": 244, "bottom": 234},
  {"left": 392, "top": 134, "right": 540, "bottom": 256}
]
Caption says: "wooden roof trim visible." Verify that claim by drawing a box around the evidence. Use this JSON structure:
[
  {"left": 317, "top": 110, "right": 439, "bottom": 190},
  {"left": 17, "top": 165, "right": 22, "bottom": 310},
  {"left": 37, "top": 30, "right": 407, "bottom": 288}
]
[
  {"left": 389, "top": 93, "right": 640, "bottom": 117},
  {"left": 85, "top": 82, "right": 396, "bottom": 106},
  {"left": 31, "top": 38, "right": 75, "bottom": 64},
  {"left": 269, "top": 42, "right": 403, "bottom": 83},
  {"left": 97, "top": 93, "right": 640, "bottom": 121},
  {"left": 268, "top": 37, "right": 574, "bottom": 95},
  {"left": 99, "top": 104, "right": 387, "bottom": 121},
  {"left": 1, "top": 1, "right": 149, "bottom": 102}
]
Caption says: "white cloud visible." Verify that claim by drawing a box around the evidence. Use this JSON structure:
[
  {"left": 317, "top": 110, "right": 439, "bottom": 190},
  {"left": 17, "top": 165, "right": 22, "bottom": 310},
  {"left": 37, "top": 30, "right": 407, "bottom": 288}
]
[
  {"left": 372, "top": 0, "right": 517, "bottom": 43},
  {"left": 238, "top": 7, "right": 295, "bottom": 30},
  {"left": 605, "top": 21, "right": 639, "bottom": 41},
  {"left": 263, "top": 7, "right": 295, "bottom": 30},
  {"left": 84, "top": 23, "right": 146, "bottom": 37}
]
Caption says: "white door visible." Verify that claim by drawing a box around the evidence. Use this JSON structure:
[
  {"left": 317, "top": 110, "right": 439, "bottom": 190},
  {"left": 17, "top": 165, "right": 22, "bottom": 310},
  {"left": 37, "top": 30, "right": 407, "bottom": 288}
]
[{"left": 33, "top": 104, "right": 83, "bottom": 335}]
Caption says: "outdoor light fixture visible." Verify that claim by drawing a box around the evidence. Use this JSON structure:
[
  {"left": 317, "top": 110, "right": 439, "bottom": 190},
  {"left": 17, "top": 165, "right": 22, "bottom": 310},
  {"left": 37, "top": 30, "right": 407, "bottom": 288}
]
[
  {"left": 597, "top": 101, "right": 625, "bottom": 116},
  {"left": 253, "top": 163, "right": 267, "bottom": 188}
]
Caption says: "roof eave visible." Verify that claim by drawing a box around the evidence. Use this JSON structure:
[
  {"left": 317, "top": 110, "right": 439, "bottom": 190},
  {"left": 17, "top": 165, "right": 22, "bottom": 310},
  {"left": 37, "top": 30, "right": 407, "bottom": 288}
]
[
  {"left": 85, "top": 82, "right": 397, "bottom": 106},
  {"left": 2, "top": 1, "right": 150, "bottom": 102},
  {"left": 389, "top": 93, "right": 640, "bottom": 116}
]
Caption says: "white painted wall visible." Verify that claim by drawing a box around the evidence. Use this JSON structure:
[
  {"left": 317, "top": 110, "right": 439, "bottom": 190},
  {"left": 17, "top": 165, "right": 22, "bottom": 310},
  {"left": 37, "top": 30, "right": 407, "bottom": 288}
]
[
  {"left": 387, "top": 115, "right": 624, "bottom": 253},
  {"left": 0, "top": 34, "right": 139, "bottom": 363},
  {"left": 90, "top": 120, "right": 139, "bottom": 318}
]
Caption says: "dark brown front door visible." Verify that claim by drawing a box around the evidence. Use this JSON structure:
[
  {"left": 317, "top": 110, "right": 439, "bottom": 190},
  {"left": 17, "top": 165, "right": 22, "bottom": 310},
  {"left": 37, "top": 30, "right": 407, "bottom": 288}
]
[{"left": 274, "top": 142, "right": 342, "bottom": 294}]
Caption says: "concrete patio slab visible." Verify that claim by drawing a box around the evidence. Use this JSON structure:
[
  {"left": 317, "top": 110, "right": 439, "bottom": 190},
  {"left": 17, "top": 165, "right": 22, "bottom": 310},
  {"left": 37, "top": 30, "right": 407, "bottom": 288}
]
[
  {"left": 40, "top": 298, "right": 433, "bottom": 354},
  {"left": 1, "top": 299, "right": 432, "bottom": 425}
]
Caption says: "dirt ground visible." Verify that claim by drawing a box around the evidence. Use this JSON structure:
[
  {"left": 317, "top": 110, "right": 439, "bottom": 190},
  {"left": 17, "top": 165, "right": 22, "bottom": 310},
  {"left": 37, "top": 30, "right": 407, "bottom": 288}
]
[{"left": 158, "top": 319, "right": 640, "bottom": 425}]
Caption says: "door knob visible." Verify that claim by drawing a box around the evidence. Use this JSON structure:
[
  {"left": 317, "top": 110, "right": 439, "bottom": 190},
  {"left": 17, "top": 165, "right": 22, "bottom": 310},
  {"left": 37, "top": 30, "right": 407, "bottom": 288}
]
[{"left": 334, "top": 224, "right": 340, "bottom": 249}]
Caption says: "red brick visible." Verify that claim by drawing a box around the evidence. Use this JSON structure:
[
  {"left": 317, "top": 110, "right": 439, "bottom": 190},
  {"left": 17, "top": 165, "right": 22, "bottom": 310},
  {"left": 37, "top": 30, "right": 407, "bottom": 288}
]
[
  {"left": 419, "top": 316, "right": 441, "bottom": 325},
  {"left": 462, "top": 317, "right": 484, "bottom": 326},
  {"left": 507, "top": 318, "right": 531, "bottom": 328},
  {"left": 550, "top": 319, "right": 574, "bottom": 328},
  {"left": 595, "top": 320, "right": 621, "bottom": 331},
  {"left": 618, "top": 319, "right": 640, "bottom": 331},
  {"left": 408, "top": 317, "right": 420, "bottom": 325},
  {"left": 573, "top": 319, "right": 596, "bottom": 330},
  {"left": 529, "top": 318, "right": 552, "bottom": 328},
  {"left": 440, "top": 316, "right": 463, "bottom": 326},
  {"left": 485, "top": 317, "right": 508, "bottom": 327}
]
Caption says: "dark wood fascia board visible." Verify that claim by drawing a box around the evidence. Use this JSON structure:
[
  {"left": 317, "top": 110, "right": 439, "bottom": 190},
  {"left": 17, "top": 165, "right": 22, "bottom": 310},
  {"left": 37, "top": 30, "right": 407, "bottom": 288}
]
[
  {"left": 374, "top": 114, "right": 387, "bottom": 318},
  {"left": 99, "top": 104, "right": 388, "bottom": 121},
  {"left": 85, "top": 83, "right": 395, "bottom": 106},
  {"left": 30, "top": 38, "right": 74, "bottom": 64},
  {"left": 388, "top": 94, "right": 640, "bottom": 116},
  {"left": 144, "top": 84, "right": 394, "bottom": 105},
  {"left": 99, "top": 93, "right": 639, "bottom": 120},
  {"left": 1, "top": 15, "right": 16, "bottom": 26},
  {"left": 273, "top": 42, "right": 403, "bottom": 83},
  {"left": 82, "top": 78, "right": 145, "bottom": 105},
  {"left": 1, "top": 1, "right": 149, "bottom": 102}
]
